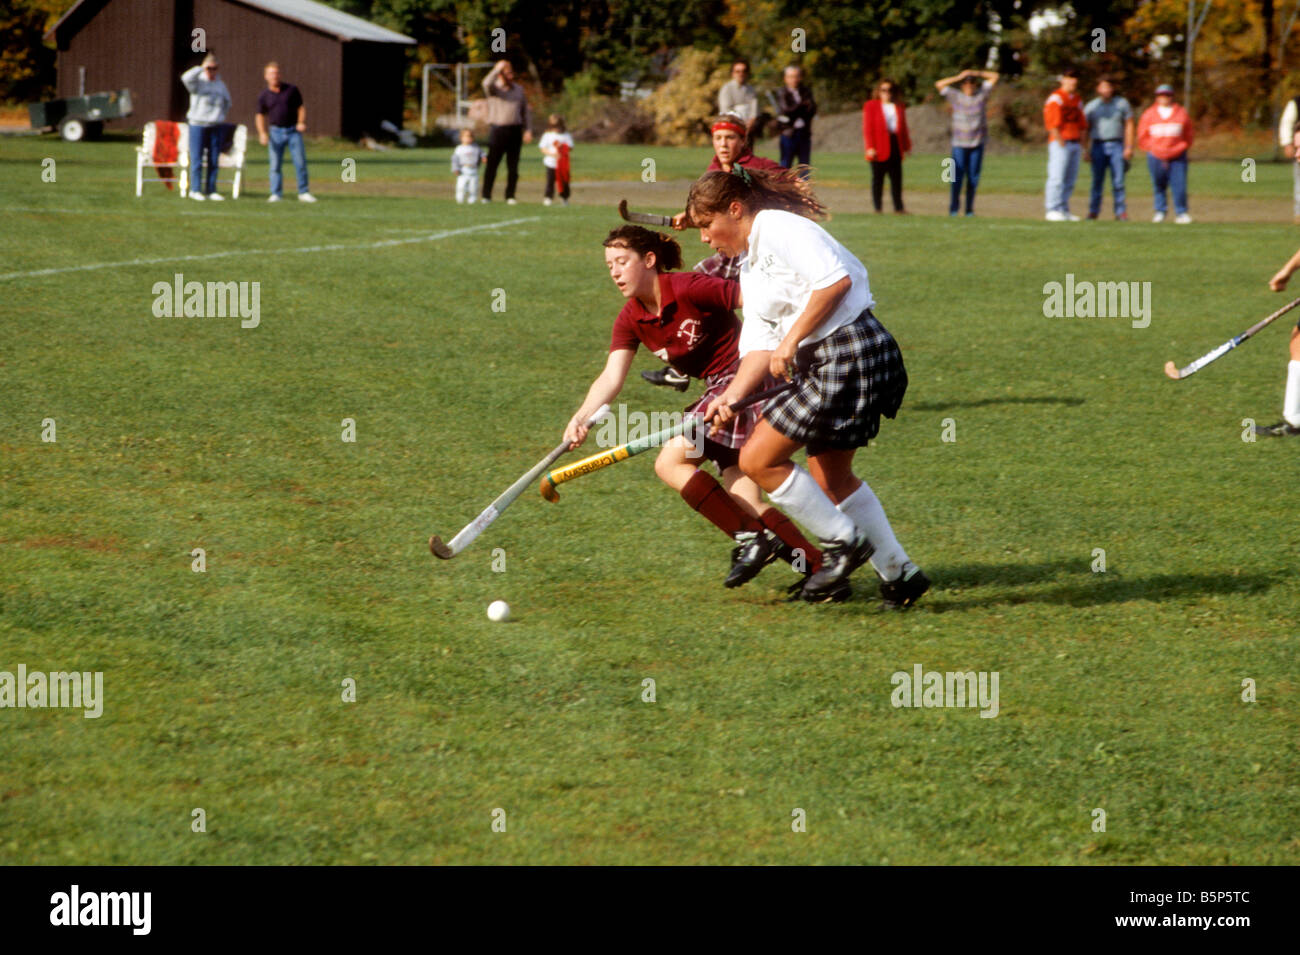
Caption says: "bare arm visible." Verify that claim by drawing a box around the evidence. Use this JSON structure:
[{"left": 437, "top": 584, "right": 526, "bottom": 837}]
[
  {"left": 980, "top": 70, "right": 1000, "bottom": 87},
  {"left": 296, "top": 104, "right": 306, "bottom": 132},
  {"left": 768, "top": 277, "right": 851, "bottom": 379},
  {"left": 255, "top": 112, "right": 268, "bottom": 142},
  {"left": 702, "top": 350, "right": 770, "bottom": 429},
  {"left": 1270, "top": 249, "right": 1300, "bottom": 291},
  {"left": 565, "top": 348, "right": 635, "bottom": 448},
  {"left": 934, "top": 69, "right": 970, "bottom": 91},
  {"left": 1123, "top": 116, "right": 1135, "bottom": 156}
]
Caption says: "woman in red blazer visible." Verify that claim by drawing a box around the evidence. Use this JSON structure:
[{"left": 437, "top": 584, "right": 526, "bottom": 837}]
[{"left": 862, "top": 79, "right": 912, "bottom": 213}]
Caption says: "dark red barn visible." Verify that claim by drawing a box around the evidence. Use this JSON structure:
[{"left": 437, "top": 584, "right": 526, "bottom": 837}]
[{"left": 44, "top": 0, "right": 415, "bottom": 138}]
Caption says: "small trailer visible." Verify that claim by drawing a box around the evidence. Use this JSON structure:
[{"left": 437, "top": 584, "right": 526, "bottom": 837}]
[{"left": 27, "top": 89, "right": 133, "bottom": 142}]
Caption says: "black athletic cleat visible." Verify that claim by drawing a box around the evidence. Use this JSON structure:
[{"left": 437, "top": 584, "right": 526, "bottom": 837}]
[
  {"left": 879, "top": 564, "right": 930, "bottom": 610},
  {"left": 726, "top": 530, "right": 778, "bottom": 588},
  {"left": 800, "top": 533, "right": 874, "bottom": 601},
  {"left": 784, "top": 577, "right": 850, "bottom": 603},
  {"left": 642, "top": 367, "right": 691, "bottom": 392},
  {"left": 1252, "top": 420, "right": 1300, "bottom": 437}
]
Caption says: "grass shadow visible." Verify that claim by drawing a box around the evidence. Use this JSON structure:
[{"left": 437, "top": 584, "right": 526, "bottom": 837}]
[
  {"left": 907, "top": 396, "right": 1086, "bottom": 412},
  {"left": 916, "top": 560, "right": 1280, "bottom": 612}
]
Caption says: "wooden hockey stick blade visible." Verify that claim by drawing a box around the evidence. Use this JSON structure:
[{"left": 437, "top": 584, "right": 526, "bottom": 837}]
[
  {"left": 429, "top": 535, "right": 455, "bottom": 559},
  {"left": 1163, "top": 360, "right": 1182, "bottom": 380},
  {"left": 618, "top": 198, "right": 678, "bottom": 227}
]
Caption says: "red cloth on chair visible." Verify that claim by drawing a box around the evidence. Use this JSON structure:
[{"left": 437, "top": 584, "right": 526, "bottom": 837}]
[
  {"left": 152, "top": 121, "right": 180, "bottom": 189},
  {"left": 557, "top": 142, "right": 570, "bottom": 194}
]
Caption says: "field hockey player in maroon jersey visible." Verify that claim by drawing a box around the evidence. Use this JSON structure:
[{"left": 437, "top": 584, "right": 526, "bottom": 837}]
[{"left": 564, "top": 225, "right": 827, "bottom": 593}]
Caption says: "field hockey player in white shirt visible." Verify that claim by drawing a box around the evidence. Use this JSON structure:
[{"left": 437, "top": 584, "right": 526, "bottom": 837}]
[{"left": 694, "top": 166, "right": 929, "bottom": 607}]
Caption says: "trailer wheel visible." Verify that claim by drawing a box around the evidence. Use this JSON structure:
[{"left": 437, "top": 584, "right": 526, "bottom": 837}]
[{"left": 58, "top": 118, "right": 85, "bottom": 142}]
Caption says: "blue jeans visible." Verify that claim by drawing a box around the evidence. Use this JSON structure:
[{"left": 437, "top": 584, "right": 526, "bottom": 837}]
[
  {"left": 949, "top": 144, "right": 984, "bottom": 214},
  {"left": 780, "top": 127, "right": 811, "bottom": 169},
  {"left": 268, "top": 126, "right": 309, "bottom": 196},
  {"left": 188, "top": 124, "right": 221, "bottom": 195},
  {"left": 1045, "top": 139, "right": 1081, "bottom": 213},
  {"left": 1147, "top": 153, "right": 1188, "bottom": 215},
  {"left": 1089, "top": 140, "right": 1127, "bottom": 216}
]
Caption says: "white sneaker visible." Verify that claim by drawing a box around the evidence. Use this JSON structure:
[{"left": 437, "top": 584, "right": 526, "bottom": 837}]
[
  {"left": 1063, "top": 212, "right": 1080, "bottom": 221},
  {"left": 268, "top": 194, "right": 281, "bottom": 203},
  {"left": 562, "top": 199, "right": 569, "bottom": 206},
  {"left": 1175, "top": 213, "right": 1192, "bottom": 224},
  {"left": 191, "top": 192, "right": 206, "bottom": 201},
  {"left": 480, "top": 197, "right": 491, "bottom": 203},
  {"left": 298, "top": 192, "right": 317, "bottom": 203},
  {"left": 506, "top": 198, "right": 518, "bottom": 205},
  {"left": 1045, "top": 210, "right": 1066, "bottom": 221},
  {"left": 543, "top": 198, "right": 552, "bottom": 206},
  {"left": 1152, "top": 212, "right": 1166, "bottom": 223},
  {"left": 208, "top": 193, "right": 224, "bottom": 201}
]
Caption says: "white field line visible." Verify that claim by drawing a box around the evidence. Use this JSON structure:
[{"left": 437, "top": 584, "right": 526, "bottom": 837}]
[{"left": 0, "top": 217, "right": 539, "bottom": 282}]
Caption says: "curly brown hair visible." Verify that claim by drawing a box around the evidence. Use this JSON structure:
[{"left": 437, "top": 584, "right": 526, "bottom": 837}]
[{"left": 685, "top": 167, "right": 828, "bottom": 223}]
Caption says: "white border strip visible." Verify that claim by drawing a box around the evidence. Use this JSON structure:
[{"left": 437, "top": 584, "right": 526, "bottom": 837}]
[{"left": 0, "top": 217, "right": 539, "bottom": 282}]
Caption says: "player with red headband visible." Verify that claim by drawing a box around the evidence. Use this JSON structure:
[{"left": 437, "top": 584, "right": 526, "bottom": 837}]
[{"left": 645, "top": 114, "right": 785, "bottom": 393}]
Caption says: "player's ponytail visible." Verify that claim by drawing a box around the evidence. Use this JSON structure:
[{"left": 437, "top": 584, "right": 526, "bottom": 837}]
[
  {"left": 602, "top": 225, "right": 683, "bottom": 272},
  {"left": 686, "top": 166, "right": 828, "bottom": 223}
]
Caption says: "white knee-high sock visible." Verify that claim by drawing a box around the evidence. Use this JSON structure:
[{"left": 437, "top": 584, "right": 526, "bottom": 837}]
[
  {"left": 768, "top": 465, "right": 857, "bottom": 544},
  {"left": 1284, "top": 360, "right": 1300, "bottom": 427},
  {"left": 837, "top": 481, "right": 909, "bottom": 581}
]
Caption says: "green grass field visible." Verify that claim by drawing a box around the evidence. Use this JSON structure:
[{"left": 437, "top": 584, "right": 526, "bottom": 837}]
[{"left": 1, "top": 135, "right": 1297, "bottom": 864}]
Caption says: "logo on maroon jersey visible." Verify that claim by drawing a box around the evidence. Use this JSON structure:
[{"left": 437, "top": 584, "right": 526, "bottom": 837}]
[{"left": 677, "top": 318, "right": 702, "bottom": 348}]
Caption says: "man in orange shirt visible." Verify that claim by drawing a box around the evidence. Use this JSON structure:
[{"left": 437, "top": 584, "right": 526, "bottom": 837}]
[{"left": 1043, "top": 69, "right": 1086, "bottom": 221}]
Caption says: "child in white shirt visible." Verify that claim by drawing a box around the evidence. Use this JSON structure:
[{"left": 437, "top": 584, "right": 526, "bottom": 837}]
[
  {"left": 451, "top": 128, "right": 483, "bottom": 204},
  {"left": 538, "top": 114, "right": 574, "bottom": 206}
]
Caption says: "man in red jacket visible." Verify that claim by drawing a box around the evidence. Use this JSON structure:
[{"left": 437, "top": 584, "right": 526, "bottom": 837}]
[
  {"left": 1043, "top": 69, "right": 1086, "bottom": 221},
  {"left": 862, "top": 79, "right": 911, "bottom": 213},
  {"left": 1138, "top": 84, "right": 1194, "bottom": 224}
]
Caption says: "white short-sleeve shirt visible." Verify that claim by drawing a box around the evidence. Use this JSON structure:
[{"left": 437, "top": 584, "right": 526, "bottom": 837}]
[{"left": 738, "top": 209, "right": 873, "bottom": 356}]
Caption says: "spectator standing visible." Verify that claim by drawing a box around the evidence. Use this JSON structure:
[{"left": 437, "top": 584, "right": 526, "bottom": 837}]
[
  {"left": 538, "top": 114, "right": 574, "bottom": 206},
  {"left": 1043, "top": 69, "right": 1086, "bottom": 221},
  {"left": 1137, "top": 84, "right": 1194, "bottom": 224},
  {"left": 451, "top": 128, "right": 483, "bottom": 204},
  {"left": 255, "top": 62, "right": 316, "bottom": 203},
  {"left": 774, "top": 66, "right": 817, "bottom": 169},
  {"left": 1279, "top": 94, "right": 1300, "bottom": 224},
  {"left": 934, "top": 68, "right": 999, "bottom": 216},
  {"left": 718, "top": 60, "right": 759, "bottom": 140},
  {"left": 480, "top": 59, "right": 533, "bottom": 204},
  {"left": 862, "top": 79, "right": 911, "bottom": 214},
  {"left": 180, "top": 53, "right": 231, "bottom": 201},
  {"left": 1083, "top": 77, "right": 1134, "bottom": 220}
]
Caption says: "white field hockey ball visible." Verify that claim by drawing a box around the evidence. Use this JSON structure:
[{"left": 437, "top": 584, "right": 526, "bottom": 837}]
[{"left": 487, "top": 600, "right": 510, "bottom": 622}]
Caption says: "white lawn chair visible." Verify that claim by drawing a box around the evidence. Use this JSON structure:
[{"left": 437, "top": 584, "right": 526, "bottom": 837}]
[
  {"left": 135, "top": 120, "right": 188, "bottom": 196},
  {"left": 137, "top": 122, "right": 246, "bottom": 198}
]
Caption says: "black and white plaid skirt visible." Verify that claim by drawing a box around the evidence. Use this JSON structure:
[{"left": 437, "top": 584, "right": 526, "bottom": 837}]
[{"left": 764, "top": 308, "right": 907, "bottom": 451}]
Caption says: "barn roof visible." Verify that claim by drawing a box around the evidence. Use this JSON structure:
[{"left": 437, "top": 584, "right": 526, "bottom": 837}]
[{"left": 45, "top": 0, "right": 416, "bottom": 44}]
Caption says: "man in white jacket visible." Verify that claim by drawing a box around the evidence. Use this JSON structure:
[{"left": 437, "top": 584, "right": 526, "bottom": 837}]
[
  {"left": 181, "top": 54, "right": 232, "bottom": 200},
  {"left": 1280, "top": 96, "right": 1300, "bottom": 224}
]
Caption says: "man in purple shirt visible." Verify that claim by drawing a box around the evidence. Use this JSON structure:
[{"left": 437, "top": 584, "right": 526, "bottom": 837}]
[{"left": 256, "top": 62, "right": 316, "bottom": 203}]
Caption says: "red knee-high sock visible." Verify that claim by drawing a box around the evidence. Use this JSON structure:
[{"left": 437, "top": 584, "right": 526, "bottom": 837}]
[
  {"left": 680, "top": 470, "right": 762, "bottom": 538},
  {"left": 760, "top": 509, "right": 823, "bottom": 572}
]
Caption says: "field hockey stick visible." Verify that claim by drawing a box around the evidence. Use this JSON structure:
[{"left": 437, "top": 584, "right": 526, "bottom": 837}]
[
  {"left": 618, "top": 199, "right": 695, "bottom": 229},
  {"left": 1164, "top": 296, "right": 1300, "bottom": 380},
  {"left": 539, "top": 380, "right": 796, "bottom": 502},
  {"left": 430, "top": 404, "right": 611, "bottom": 559}
]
